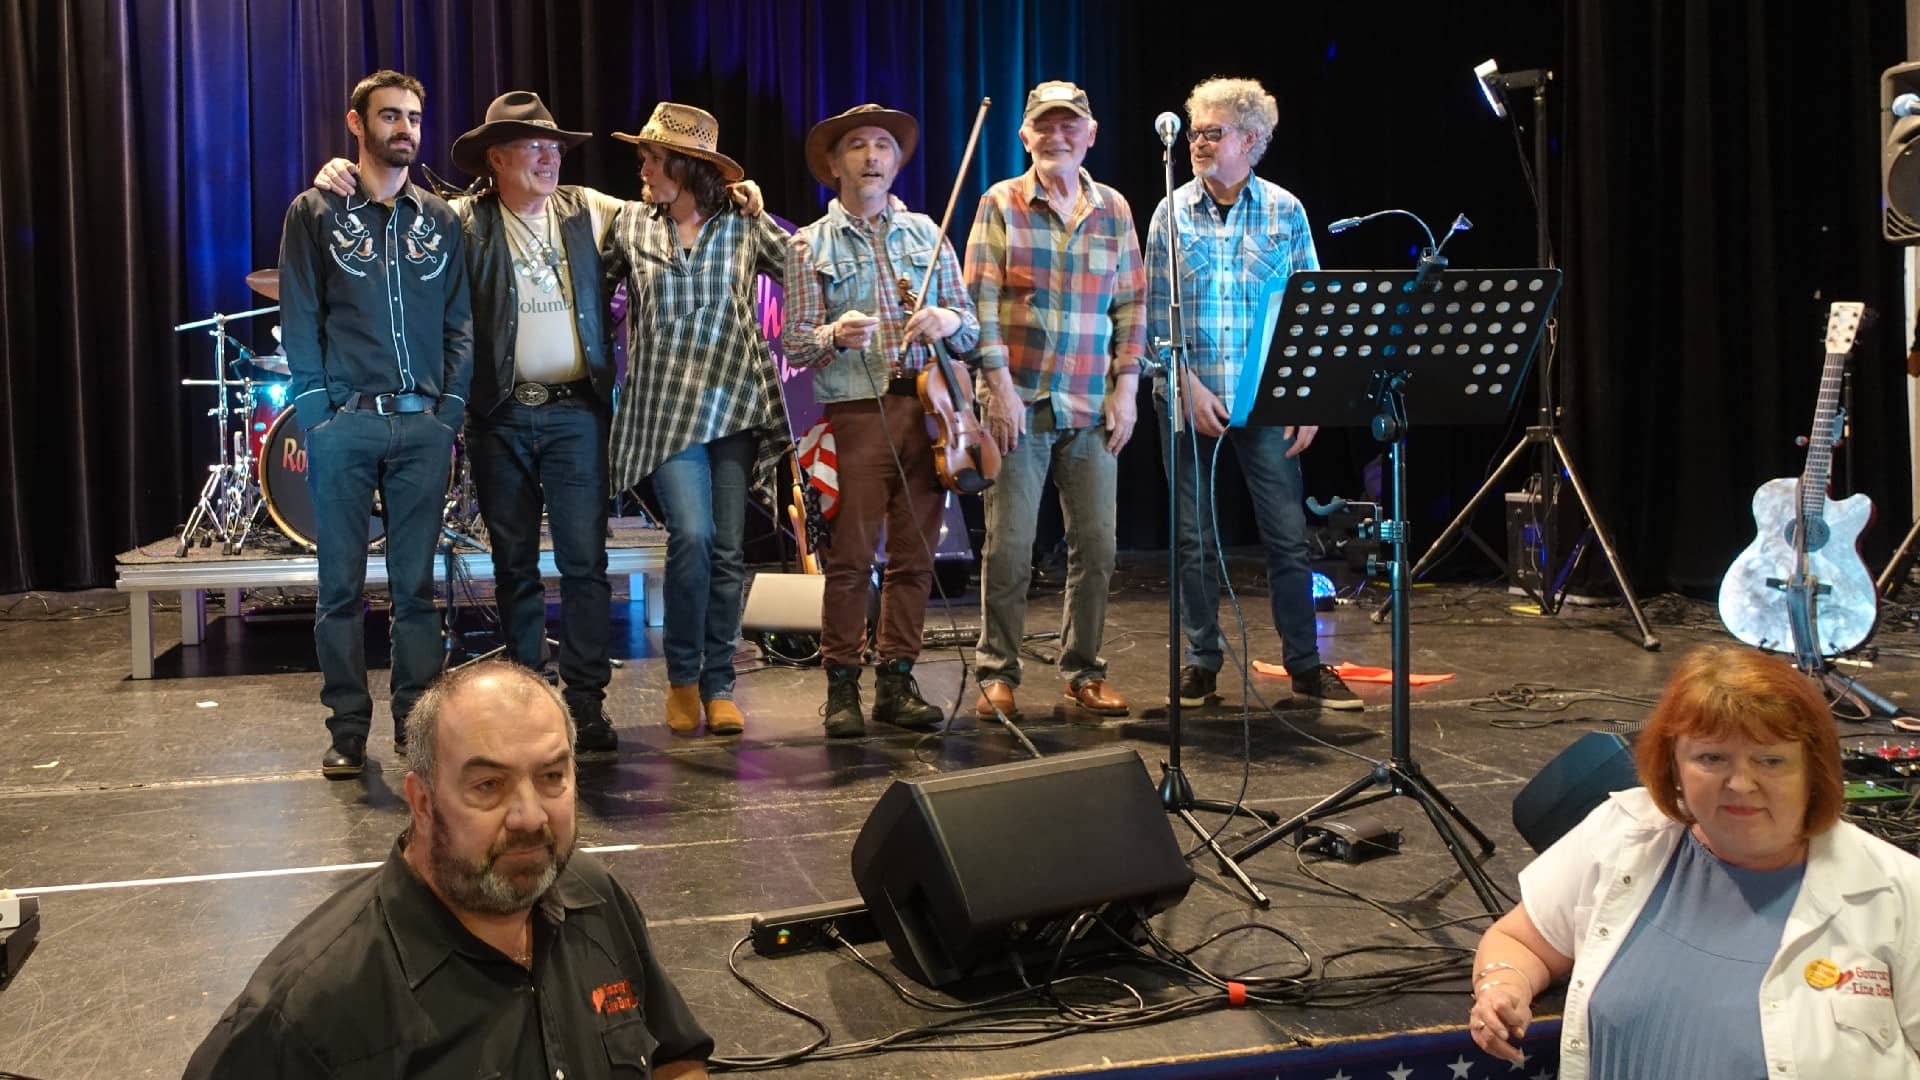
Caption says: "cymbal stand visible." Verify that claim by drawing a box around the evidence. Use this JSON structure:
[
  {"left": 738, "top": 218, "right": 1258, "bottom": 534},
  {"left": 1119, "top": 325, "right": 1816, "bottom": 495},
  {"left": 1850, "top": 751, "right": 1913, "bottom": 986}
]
[{"left": 173, "top": 305, "right": 278, "bottom": 556}]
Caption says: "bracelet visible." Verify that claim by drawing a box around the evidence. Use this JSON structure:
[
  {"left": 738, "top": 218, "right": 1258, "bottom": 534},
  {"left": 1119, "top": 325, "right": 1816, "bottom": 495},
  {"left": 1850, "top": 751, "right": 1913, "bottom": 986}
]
[{"left": 1473, "top": 961, "right": 1536, "bottom": 1000}]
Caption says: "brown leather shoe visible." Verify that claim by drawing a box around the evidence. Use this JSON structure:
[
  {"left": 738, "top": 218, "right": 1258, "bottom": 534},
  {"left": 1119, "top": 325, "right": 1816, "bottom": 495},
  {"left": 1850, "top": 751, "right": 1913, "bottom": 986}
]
[
  {"left": 1064, "top": 679, "right": 1129, "bottom": 716},
  {"left": 974, "top": 681, "right": 1019, "bottom": 720}
]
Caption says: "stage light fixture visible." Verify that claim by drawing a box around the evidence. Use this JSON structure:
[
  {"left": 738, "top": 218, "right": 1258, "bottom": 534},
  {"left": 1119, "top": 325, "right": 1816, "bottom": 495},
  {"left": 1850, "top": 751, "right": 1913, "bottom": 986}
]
[{"left": 1474, "top": 58, "right": 1508, "bottom": 118}]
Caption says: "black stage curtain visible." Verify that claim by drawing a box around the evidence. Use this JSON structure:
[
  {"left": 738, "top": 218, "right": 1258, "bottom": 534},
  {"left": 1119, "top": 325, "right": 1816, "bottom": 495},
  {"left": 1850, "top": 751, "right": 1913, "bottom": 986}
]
[
  {"left": 1563, "top": 0, "right": 1911, "bottom": 594},
  {"left": 0, "top": 1, "right": 1909, "bottom": 596}
]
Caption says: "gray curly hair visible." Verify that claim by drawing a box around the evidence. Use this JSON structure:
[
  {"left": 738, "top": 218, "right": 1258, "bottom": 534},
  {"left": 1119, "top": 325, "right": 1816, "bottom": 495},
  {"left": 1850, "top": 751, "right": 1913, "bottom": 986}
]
[{"left": 1186, "top": 77, "right": 1279, "bottom": 167}]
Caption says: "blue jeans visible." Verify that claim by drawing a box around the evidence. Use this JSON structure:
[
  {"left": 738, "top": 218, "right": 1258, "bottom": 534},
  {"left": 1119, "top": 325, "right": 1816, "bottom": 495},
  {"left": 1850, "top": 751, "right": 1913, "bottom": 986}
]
[
  {"left": 1156, "top": 401, "right": 1321, "bottom": 675},
  {"left": 306, "top": 408, "right": 454, "bottom": 742},
  {"left": 976, "top": 404, "right": 1117, "bottom": 689},
  {"left": 650, "top": 431, "right": 755, "bottom": 698},
  {"left": 467, "top": 396, "right": 611, "bottom": 720}
]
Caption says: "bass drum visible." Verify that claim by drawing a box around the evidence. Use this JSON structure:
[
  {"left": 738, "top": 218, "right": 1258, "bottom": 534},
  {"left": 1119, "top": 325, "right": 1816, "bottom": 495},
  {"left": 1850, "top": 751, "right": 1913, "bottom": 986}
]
[{"left": 256, "top": 406, "right": 385, "bottom": 550}]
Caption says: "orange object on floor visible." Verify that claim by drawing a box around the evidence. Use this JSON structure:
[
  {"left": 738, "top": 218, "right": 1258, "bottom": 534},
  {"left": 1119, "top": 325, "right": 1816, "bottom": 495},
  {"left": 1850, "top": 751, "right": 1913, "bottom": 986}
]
[{"left": 1251, "top": 660, "right": 1455, "bottom": 687}]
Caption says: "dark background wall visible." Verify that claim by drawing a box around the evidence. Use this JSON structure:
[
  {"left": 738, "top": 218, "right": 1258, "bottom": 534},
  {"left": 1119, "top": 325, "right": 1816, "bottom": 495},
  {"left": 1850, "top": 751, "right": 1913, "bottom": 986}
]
[{"left": 0, "top": 0, "right": 1909, "bottom": 595}]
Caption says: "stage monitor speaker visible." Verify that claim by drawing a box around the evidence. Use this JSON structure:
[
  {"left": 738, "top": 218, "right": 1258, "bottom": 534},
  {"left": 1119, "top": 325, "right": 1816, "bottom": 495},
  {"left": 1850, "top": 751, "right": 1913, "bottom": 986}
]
[
  {"left": 1512, "top": 731, "right": 1640, "bottom": 854},
  {"left": 850, "top": 747, "right": 1195, "bottom": 988}
]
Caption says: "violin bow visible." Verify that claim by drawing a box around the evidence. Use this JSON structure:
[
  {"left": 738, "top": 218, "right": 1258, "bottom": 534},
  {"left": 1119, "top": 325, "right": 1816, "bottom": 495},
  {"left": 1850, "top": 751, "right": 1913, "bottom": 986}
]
[{"left": 896, "top": 96, "right": 991, "bottom": 369}]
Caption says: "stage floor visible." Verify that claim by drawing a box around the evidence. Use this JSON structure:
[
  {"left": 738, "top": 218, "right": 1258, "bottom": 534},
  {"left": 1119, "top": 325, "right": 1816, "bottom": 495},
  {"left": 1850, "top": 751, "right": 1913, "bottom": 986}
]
[{"left": 2, "top": 560, "right": 1915, "bottom": 1078}]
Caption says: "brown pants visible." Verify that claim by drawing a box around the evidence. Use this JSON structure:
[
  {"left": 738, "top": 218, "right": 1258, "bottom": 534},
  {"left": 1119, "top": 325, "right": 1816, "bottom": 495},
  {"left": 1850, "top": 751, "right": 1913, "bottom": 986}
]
[{"left": 819, "top": 396, "right": 947, "bottom": 668}]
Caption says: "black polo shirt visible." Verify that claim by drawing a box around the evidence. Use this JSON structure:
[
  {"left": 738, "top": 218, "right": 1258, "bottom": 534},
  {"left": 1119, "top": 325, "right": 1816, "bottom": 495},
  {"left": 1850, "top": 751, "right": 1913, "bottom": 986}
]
[
  {"left": 278, "top": 177, "right": 475, "bottom": 432},
  {"left": 184, "top": 842, "right": 713, "bottom": 1079}
]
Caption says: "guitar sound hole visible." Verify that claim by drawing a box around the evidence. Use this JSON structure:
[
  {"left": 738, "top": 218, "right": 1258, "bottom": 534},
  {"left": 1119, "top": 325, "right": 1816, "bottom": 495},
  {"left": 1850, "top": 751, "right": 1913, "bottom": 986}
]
[{"left": 1784, "top": 518, "right": 1831, "bottom": 553}]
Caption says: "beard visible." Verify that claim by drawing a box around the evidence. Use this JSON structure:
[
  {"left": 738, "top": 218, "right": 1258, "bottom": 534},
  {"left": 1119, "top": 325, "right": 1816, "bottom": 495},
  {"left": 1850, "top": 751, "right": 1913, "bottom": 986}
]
[
  {"left": 424, "top": 802, "right": 574, "bottom": 916},
  {"left": 371, "top": 136, "right": 418, "bottom": 169}
]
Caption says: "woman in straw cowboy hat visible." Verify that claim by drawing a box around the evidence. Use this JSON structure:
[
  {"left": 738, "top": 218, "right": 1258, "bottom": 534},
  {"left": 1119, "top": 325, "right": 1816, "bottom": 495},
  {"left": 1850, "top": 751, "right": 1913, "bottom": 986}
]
[{"left": 603, "top": 102, "right": 790, "bottom": 739}]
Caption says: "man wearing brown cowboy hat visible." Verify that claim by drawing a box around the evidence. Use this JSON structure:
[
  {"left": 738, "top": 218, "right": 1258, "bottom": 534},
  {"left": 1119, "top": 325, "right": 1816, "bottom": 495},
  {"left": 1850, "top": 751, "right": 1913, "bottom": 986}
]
[
  {"left": 781, "top": 104, "right": 980, "bottom": 738},
  {"left": 314, "top": 92, "right": 764, "bottom": 757}
]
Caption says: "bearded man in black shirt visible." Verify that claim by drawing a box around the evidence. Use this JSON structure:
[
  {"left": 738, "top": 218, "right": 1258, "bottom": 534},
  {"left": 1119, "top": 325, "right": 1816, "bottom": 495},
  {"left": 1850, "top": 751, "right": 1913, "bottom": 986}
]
[{"left": 185, "top": 659, "right": 713, "bottom": 1078}]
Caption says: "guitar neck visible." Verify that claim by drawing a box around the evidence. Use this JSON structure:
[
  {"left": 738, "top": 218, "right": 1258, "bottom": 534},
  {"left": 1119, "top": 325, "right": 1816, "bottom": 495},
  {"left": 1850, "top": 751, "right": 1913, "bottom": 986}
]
[{"left": 1798, "top": 349, "right": 1846, "bottom": 518}]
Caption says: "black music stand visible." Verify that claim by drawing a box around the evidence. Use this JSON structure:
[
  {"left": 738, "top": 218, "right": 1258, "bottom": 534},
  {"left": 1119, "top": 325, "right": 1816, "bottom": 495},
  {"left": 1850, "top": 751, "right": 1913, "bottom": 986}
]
[{"left": 1224, "top": 267, "right": 1563, "bottom": 913}]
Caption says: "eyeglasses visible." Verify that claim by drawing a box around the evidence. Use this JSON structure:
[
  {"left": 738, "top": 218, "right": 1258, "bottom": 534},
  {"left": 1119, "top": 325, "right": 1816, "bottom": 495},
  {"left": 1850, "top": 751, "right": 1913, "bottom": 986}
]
[
  {"left": 514, "top": 140, "right": 564, "bottom": 156},
  {"left": 1186, "top": 126, "right": 1232, "bottom": 145}
]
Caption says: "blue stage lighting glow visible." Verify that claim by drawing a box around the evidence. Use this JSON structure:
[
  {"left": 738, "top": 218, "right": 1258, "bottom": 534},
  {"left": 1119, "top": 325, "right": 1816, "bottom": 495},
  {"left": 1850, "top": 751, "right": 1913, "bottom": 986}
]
[{"left": 1312, "top": 571, "right": 1335, "bottom": 600}]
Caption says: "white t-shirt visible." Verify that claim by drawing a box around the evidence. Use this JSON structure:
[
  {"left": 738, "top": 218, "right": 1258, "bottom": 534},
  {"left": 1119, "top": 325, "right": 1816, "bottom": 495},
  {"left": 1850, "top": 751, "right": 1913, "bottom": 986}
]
[
  {"left": 1519, "top": 787, "right": 1920, "bottom": 1079},
  {"left": 504, "top": 206, "right": 587, "bottom": 385}
]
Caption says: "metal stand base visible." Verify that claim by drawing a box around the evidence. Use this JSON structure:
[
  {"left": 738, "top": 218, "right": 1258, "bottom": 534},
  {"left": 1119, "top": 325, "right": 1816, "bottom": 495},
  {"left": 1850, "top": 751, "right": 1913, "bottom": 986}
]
[{"left": 1374, "top": 425, "right": 1659, "bottom": 651}]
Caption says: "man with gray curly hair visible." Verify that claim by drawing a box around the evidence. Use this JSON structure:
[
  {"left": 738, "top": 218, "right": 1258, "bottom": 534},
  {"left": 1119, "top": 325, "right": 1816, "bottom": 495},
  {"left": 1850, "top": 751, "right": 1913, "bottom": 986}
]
[{"left": 1147, "top": 76, "right": 1362, "bottom": 713}]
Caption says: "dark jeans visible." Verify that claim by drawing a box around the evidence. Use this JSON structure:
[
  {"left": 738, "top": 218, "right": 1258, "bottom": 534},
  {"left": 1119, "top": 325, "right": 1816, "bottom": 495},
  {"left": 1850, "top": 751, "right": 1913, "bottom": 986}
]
[
  {"left": 1155, "top": 402, "right": 1321, "bottom": 675},
  {"left": 650, "top": 431, "right": 756, "bottom": 698},
  {"left": 467, "top": 396, "right": 612, "bottom": 720},
  {"left": 306, "top": 409, "right": 455, "bottom": 743}
]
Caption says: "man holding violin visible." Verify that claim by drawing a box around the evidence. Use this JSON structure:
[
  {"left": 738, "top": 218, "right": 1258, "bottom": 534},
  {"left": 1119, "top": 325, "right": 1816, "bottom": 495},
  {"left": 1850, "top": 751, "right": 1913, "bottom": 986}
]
[{"left": 782, "top": 104, "right": 980, "bottom": 738}]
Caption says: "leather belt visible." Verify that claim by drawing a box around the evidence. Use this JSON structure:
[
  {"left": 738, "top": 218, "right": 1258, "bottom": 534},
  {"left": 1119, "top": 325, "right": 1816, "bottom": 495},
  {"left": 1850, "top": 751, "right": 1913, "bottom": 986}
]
[
  {"left": 512, "top": 380, "right": 591, "bottom": 406},
  {"left": 342, "top": 391, "right": 436, "bottom": 415}
]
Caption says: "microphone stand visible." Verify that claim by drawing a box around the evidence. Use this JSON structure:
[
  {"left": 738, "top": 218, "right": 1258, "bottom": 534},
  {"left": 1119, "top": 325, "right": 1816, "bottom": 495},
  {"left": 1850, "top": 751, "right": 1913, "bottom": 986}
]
[{"left": 1152, "top": 120, "right": 1275, "bottom": 908}]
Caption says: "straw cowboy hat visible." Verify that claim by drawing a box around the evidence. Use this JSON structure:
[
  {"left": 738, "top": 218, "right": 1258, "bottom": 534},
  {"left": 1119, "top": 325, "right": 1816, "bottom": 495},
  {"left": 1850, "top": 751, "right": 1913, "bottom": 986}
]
[
  {"left": 803, "top": 103, "right": 919, "bottom": 189},
  {"left": 450, "top": 91, "right": 591, "bottom": 176},
  {"left": 612, "top": 102, "right": 744, "bottom": 182}
]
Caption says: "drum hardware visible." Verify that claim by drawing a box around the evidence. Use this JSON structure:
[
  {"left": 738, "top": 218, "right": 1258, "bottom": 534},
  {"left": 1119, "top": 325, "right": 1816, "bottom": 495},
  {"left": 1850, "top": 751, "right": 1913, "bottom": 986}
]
[{"left": 173, "top": 303, "right": 278, "bottom": 556}]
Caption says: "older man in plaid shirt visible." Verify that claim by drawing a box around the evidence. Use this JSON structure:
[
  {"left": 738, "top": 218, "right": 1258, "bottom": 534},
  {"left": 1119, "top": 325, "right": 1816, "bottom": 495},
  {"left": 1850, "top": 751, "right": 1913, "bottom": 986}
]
[
  {"left": 1147, "top": 77, "right": 1360, "bottom": 712},
  {"left": 964, "top": 80, "right": 1145, "bottom": 722}
]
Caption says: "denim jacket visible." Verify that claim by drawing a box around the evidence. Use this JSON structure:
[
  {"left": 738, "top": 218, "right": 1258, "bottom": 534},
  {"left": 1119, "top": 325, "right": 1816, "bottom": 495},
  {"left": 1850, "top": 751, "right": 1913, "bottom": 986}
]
[{"left": 784, "top": 198, "right": 978, "bottom": 405}]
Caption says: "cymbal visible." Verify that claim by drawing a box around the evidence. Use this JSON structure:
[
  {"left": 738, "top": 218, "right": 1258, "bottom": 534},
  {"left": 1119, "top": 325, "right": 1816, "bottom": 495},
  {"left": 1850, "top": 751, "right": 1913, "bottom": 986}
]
[
  {"left": 245, "top": 268, "right": 280, "bottom": 301},
  {"left": 250, "top": 352, "right": 290, "bottom": 376}
]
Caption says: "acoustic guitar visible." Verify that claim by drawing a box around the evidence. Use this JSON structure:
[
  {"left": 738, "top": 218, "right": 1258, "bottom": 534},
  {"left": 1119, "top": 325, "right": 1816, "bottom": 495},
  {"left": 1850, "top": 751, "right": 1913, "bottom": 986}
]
[{"left": 1718, "top": 301, "right": 1874, "bottom": 658}]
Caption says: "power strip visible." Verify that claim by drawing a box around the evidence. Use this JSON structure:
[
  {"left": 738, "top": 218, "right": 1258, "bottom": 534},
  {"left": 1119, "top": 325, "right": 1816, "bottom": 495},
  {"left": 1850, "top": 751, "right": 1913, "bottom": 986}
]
[{"left": 749, "top": 898, "right": 879, "bottom": 957}]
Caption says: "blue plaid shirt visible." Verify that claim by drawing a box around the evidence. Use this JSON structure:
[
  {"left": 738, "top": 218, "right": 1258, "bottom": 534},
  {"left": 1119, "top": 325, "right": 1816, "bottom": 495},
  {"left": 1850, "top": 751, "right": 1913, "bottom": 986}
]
[{"left": 1146, "top": 175, "right": 1317, "bottom": 415}]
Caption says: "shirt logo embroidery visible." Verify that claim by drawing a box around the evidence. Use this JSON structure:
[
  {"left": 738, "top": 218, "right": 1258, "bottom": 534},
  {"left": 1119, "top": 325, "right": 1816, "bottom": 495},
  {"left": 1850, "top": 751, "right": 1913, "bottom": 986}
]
[
  {"left": 403, "top": 214, "right": 450, "bottom": 280},
  {"left": 328, "top": 212, "right": 377, "bottom": 277},
  {"left": 592, "top": 979, "right": 638, "bottom": 1015}
]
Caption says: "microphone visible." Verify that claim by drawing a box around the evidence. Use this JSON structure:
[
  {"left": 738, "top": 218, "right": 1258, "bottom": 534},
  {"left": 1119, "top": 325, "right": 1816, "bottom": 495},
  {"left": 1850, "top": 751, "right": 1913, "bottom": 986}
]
[
  {"left": 1154, "top": 112, "right": 1181, "bottom": 147},
  {"left": 1895, "top": 93, "right": 1920, "bottom": 119},
  {"left": 1328, "top": 216, "right": 1365, "bottom": 234}
]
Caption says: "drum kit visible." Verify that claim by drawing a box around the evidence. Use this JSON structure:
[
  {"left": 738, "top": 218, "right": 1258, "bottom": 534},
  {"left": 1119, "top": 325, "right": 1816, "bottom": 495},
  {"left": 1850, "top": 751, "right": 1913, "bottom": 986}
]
[{"left": 171, "top": 271, "right": 481, "bottom": 557}]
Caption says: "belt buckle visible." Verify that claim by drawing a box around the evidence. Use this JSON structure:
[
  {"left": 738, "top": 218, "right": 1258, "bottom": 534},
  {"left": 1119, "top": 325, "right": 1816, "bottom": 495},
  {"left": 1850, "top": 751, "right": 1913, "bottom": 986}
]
[
  {"left": 514, "top": 383, "right": 550, "bottom": 407},
  {"left": 373, "top": 393, "right": 399, "bottom": 415}
]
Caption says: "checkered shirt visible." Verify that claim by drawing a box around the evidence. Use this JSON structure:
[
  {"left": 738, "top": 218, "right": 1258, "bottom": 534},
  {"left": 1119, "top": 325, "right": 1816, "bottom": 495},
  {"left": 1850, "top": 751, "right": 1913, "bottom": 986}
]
[
  {"left": 963, "top": 168, "right": 1146, "bottom": 430},
  {"left": 1146, "top": 175, "right": 1318, "bottom": 415},
  {"left": 604, "top": 204, "right": 790, "bottom": 498}
]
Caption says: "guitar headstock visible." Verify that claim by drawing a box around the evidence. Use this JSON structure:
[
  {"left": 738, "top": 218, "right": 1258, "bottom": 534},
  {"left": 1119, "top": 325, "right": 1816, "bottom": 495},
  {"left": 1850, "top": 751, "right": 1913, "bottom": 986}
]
[{"left": 1824, "top": 301, "right": 1866, "bottom": 355}]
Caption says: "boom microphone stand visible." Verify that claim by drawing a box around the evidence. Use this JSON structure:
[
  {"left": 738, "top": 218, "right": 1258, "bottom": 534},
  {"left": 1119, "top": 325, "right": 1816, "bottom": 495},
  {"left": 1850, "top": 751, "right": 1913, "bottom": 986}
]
[{"left": 1149, "top": 111, "right": 1277, "bottom": 909}]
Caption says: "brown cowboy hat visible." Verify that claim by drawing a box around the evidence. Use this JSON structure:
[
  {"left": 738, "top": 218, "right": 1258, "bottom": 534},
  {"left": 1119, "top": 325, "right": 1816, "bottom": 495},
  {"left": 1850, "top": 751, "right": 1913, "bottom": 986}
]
[
  {"left": 450, "top": 91, "right": 591, "bottom": 176},
  {"left": 803, "top": 104, "right": 919, "bottom": 189},
  {"left": 612, "top": 102, "right": 744, "bottom": 182}
]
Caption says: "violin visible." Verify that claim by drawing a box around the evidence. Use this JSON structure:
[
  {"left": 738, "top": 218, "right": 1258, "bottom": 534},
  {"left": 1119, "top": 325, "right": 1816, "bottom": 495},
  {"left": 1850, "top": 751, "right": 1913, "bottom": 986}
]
[
  {"left": 896, "top": 96, "right": 997, "bottom": 497},
  {"left": 898, "top": 276, "right": 999, "bottom": 495}
]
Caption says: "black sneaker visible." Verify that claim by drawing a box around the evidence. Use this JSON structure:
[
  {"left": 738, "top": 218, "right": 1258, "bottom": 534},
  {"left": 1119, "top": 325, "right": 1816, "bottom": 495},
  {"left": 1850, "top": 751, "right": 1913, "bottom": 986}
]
[
  {"left": 822, "top": 665, "right": 866, "bottom": 738},
  {"left": 1176, "top": 665, "right": 1218, "bottom": 707},
  {"left": 392, "top": 720, "right": 408, "bottom": 756},
  {"left": 1291, "top": 664, "right": 1364, "bottom": 711},
  {"left": 871, "top": 659, "right": 944, "bottom": 730},
  {"left": 321, "top": 735, "right": 367, "bottom": 780}
]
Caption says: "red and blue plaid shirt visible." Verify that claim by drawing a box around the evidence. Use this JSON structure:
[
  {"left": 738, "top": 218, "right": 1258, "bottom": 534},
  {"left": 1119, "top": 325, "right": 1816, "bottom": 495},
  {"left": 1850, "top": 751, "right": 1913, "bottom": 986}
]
[{"left": 963, "top": 168, "right": 1146, "bottom": 431}]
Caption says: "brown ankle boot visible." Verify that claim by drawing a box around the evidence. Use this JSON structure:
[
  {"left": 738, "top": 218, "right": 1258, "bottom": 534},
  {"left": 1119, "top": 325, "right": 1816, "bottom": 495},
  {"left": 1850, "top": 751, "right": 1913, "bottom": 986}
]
[{"left": 665, "top": 684, "right": 702, "bottom": 735}]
